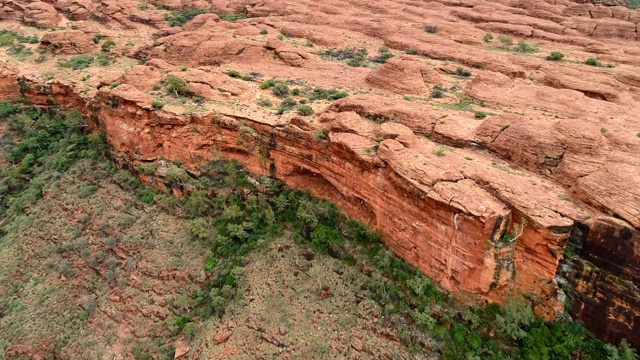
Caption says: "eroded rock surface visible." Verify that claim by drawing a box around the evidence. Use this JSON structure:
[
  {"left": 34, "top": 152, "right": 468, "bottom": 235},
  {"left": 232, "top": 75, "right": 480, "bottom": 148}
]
[{"left": 0, "top": 0, "right": 639, "bottom": 350}]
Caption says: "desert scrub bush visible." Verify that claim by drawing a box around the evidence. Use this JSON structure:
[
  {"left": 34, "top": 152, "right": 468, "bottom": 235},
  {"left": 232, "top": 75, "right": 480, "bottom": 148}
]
[
  {"left": 495, "top": 296, "right": 535, "bottom": 340},
  {"left": 6, "top": 43, "right": 33, "bottom": 61},
  {"left": 585, "top": 57, "right": 613, "bottom": 68},
  {"left": 474, "top": 111, "right": 489, "bottom": 119},
  {"left": 425, "top": 25, "right": 438, "bottom": 34},
  {"left": 483, "top": 32, "right": 493, "bottom": 42},
  {"left": 455, "top": 67, "right": 472, "bottom": 77},
  {"left": 515, "top": 40, "right": 538, "bottom": 53},
  {"left": 151, "top": 100, "right": 164, "bottom": 109},
  {"left": 319, "top": 47, "right": 368, "bottom": 67},
  {"left": 227, "top": 70, "right": 241, "bottom": 78},
  {"left": 164, "top": 9, "right": 211, "bottom": 26},
  {"left": 314, "top": 129, "right": 327, "bottom": 140},
  {"left": 296, "top": 105, "right": 314, "bottom": 116},
  {"left": 309, "top": 87, "right": 348, "bottom": 101},
  {"left": 546, "top": 51, "right": 565, "bottom": 61},
  {"left": 216, "top": 13, "right": 246, "bottom": 22},
  {"left": 260, "top": 29, "right": 268, "bottom": 35},
  {"left": 164, "top": 75, "right": 191, "bottom": 97},
  {"left": 271, "top": 83, "right": 290, "bottom": 98},
  {"left": 260, "top": 78, "right": 276, "bottom": 89},
  {"left": 58, "top": 54, "right": 93, "bottom": 69},
  {"left": 101, "top": 39, "right": 116, "bottom": 51},
  {"left": 78, "top": 182, "right": 98, "bottom": 198},
  {"left": 277, "top": 98, "right": 297, "bottom": 114},
  {"left": 0, "top": 30, "right": 39, "bottom": 47},
  {"left": 370, "top": 46, "right": 394, "bottom": 64},
  {"left": 433, "top": 146, "right": 447, "bottom": 157},
  {"left": 498, "top": 35, "right": 513, "bottom": 48},
  {"left": 431, "top": 84, "right": 446, "bottom": 98},
  {"left": 404, "top": 47, "right": 418, "bottom": 55},
  {"left": 258, "top": 98, "right": 272, "bottom": 107},
  {"left": 92, "top": 34, "right": 104, "bottom": 44}
]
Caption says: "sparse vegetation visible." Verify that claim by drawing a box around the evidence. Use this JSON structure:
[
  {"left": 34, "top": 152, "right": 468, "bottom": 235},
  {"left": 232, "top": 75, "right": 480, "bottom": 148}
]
[
  {"left": 319, "top": 47, "right": 370, "bottom": 67},
  {"left": 92, "top": 34, "right": 104, "bottom": 44},
  {"left": 272, "top": 83, "right": 290, "bottom": 98},
  {"left": 455, "top": 67, "right": 472, "bottom": 77},
  {"left": 515, "top": 40, "right": 538, "bottom": 53},
  {"left": 258, "top": 98, "right": 272, "bottom": 107},
  {"left": 431, "top": 84, "right": 446, "bottom": 98},
  {"left": 164, "top": 9, "right": 211, "bottom": 26},
  {"left": 101, "top": 39, "right": 116, "bottom": 51},
  {"left": 585, "top": 57, "right": 614, "bottom": 68},
  {"left": 404, "top": 47, "right": 418, "bottom": 55},
  {"left": 425, "top": 25, "right": 438, "bottom": 34},
  {"left": 483, "top": 32, "right": 493, "bottom": 42},
  {"left": 546, "top": 51, "right": 565, "bottom": 61},
  {"left": 370, "top": 46, "right": 394, "bottom": 64},
  {"left": 498, "top": 35, "right": 514, "bottom": 48},
  {"left": 260, "top": 29, "right": 268, "bottom": 35},
  {"left": 215, "top": 13, "right": 247, "bottom": 22},
  {"left": 164, "top": 75, "right": 191, "bottom": 97},
  {"left": 297, "top": 105, "right": 314, "bottom": 116}
]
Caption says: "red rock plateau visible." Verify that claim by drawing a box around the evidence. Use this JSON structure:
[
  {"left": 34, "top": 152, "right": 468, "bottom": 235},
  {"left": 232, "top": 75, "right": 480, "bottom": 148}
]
[{"left": 1, "top": 0, "right": 639, "bottom": 349}]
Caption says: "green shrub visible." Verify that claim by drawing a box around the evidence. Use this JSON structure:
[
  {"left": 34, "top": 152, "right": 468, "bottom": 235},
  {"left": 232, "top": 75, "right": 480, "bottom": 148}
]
[
  {"left": 260, "top": 29, "right": 268, "bottom": 35},
  {"left": 586, "top": 57, "right": 603, "bottom": 67},
  {"left": 431, "top": 85, "right": 445, "bottom": 98},
  {"left": 297, "top": 105, "right": 314, "bottom": 116},
  {"left": 0, "top": 33, "right": 15, "bottom": 46},
  {"left": 310, "top": 224, "right": 343, "bottom": 253},
  {"left": 515, "top": 40, "right": 538, "bottom": 53},
  {"left": 260, "top": 78, "right": 276, "bottom": 89},
  {"left": 474, "top": 111, "right": 488, "bottom": 119},
  {"left": 58, "top": 54, "right": 94, "bottom": 70},
  {"left": 6, "top": 43, "right": 33, "bottom": 60},
  {"left": 272, "top": 83, "right": 289, "bottom": 98},
  {"left": 215, "top": 13, "right": 246, "bottom": 22},
  {"left": 228, "top": 70, "right": 241, "bottom": 78},
  {"left": 425, "top": 25, "right": 438, "bottom": 34},
  {"left": 314, "top": 130, "right": 327, "bottom": 140},
  {"left": 258, "top": 98, "right": 272, "bottom": 107},
  {"left": 92, "top": 34, "right": 104, "bottom": 44},
  {"left": 370, "top": 47, "right": 394, "bottom": 64},
  {"left": 546, "top": 51, "right": 564, "bottom": 61},
  {"left": 152, "top": 100, "right": 164, "bottom": 109},
  {"left": 455, "top": 67, "right": 472, "bottom": 77},
  {"left": 433, "top": 146, "right": 447, "bottom": 157},
  {"left": 164, "top": 9, "right": 211, "bottom": 26},
  {"left": 404, "top": 48, "right": 418, "bottom": 55},
  {"left": 164, "top": 75, "right": 191, "bottom": 97},
  {"left": 320, "top": 47, "right": 368, "bottom": 67},
  {"left": 498, "top": 35, "right": 513, "bottom": 48},
  {"left": 483, "top": 33, "right": 493, "bottom": 42},
  {"left": 495, "top": 296, "right": 535, "bottom": 340},
  {"left": 101, "top": 40, "right": 116, "bottom": 50}
]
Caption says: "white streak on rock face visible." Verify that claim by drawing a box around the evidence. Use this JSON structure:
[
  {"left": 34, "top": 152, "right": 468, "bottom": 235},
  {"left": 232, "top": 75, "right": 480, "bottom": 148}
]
[{"left": 454, "top": 213, "right": 460, "bottom": 230}]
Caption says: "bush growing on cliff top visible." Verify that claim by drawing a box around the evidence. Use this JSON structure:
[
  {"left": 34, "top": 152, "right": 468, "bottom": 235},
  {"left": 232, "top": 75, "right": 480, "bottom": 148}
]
[
  {"left": 425, "top": 25, "right": 438, "bottom": 34},
  {"left": 164, "top": 75, "right": 191, "bottom": 97},
  {"left": 498, "top": 35, "right": 513, "bottom": 48},
  {"left": 546, "top": 51, "right": 565, "bottom": 61},
  {"left": 164, "top": 9, "right": 211, "bottom": 26},
  {"left": 296, "top": 105, "right": 314, "bottom": 116},
  {"left": 515, "top": 40, "right": 538, "bottom": 54}
]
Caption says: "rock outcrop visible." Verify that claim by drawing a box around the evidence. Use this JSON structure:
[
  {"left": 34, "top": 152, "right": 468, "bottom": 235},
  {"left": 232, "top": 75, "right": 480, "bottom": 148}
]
[{"left": 0, "top": 0, "right": 639, "bottom": 349}]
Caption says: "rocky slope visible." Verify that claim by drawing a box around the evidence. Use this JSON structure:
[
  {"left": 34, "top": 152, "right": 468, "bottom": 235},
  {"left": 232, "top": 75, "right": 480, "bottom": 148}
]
[{"left": 0, "top": 0, "right": 639, "bottom": 349}]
